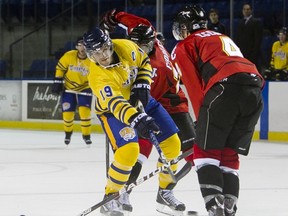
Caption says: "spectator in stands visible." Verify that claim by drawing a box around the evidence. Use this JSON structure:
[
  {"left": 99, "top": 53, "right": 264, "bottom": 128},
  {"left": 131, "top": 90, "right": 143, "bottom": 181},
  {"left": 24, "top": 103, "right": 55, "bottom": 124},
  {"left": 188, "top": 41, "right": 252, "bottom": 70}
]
[
  {"left": 51, "top": 37, "right": 93, "bottom": 146},
  {"left": 264, "top": 27, "right": 288, "bottom": 81},
  {"left": 235, "top": 3, "right": 263, "bottom": 72},
  {"left": 207, "top": 8, "right": 226, "bottom": 35}
]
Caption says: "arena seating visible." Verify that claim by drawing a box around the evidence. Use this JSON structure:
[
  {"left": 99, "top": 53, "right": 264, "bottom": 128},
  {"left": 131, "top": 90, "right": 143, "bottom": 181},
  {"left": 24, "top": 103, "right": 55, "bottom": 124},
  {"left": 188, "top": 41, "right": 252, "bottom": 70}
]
[{"left": 0, "top": 0, "right": 285, "bottom": 79}]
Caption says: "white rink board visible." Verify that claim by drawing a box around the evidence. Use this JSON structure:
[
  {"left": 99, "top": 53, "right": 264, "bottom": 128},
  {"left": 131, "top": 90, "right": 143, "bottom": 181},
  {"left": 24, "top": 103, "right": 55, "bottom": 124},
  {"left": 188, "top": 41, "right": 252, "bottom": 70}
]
[
  {"left": 0, "top": 80, "right": 22, "bottom": 120},
  {"left": 269, "top": 82, "right": 288, "bottom": 131}
]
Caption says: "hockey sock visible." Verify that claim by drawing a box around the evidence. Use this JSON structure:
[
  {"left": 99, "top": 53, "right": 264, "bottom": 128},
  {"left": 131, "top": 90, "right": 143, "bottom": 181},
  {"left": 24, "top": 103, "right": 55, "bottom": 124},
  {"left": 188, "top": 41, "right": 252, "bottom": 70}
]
[
  {"left": 196, "top": 164, "right": 224, "bottom": 210},
  {"left": 105, "top": 143, "right": 139, "bottom": 194},
  {"left": 223, "top": 172, "right": 239, "bottom": 198},
  {"left": 63, "top": 111, "right": 74, "bottom": 132},
  {"left": 223, "top": 172, "right": 239, "bottom": 213},
  {"left": 79, "top": 106, "right": 91, "bottom": 136}
]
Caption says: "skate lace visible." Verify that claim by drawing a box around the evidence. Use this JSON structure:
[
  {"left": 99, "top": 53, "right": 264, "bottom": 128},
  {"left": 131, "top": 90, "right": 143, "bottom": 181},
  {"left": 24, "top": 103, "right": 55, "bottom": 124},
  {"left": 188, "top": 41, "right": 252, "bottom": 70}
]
[
  {"left": 104, "top": 199, "right": 120, "bottom": 211},
  {"left": 118, "top": 192, "right": 131, "bottom": 205},
  {"left": 162, "top": 190, "right": 182, "bottom": 205},
  {"left": 215, "top": 196, "right": 224, "bottom": 209}
]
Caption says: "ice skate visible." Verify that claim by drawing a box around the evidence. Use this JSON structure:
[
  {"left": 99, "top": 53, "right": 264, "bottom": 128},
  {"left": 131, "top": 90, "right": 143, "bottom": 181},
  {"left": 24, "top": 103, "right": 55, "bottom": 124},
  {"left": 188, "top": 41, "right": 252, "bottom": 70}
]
[
  {"left": 83, "top": 135, "right": 92, "bottom": 146},
  {"left": 224, "top": 197, "right": 237, "bottom": 216},
  {"left": 208, "top": 195, "right": 225, "bottom": 216},
  {"left": 156, "top": 188, "right": 186, "bottom": 216},
  {"left": 64, "top": 131, "right": 72, "bottom": 145},
  {"left": 118, "top": 192, "right": 133, "bottom": 212},
  {"left": 100, "top": 194, "right": 124, "bottom": 216}
]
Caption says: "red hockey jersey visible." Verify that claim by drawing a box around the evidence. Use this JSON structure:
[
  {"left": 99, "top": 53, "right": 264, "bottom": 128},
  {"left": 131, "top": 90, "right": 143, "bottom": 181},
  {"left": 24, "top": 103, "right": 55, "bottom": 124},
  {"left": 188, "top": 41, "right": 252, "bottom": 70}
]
[
  {"left": 171, "top": 29, "right": 264, "bottom": 118},
  {"left": 115, "top": 12, "right": 188, "bottom": 114}
]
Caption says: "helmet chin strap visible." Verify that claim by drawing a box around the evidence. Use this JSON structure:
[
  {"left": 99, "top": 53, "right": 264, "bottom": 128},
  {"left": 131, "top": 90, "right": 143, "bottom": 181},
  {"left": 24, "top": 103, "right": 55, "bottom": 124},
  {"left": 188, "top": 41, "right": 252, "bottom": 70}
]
[{"left": 100, "top": 62, "right": 121, "bottom": 69}]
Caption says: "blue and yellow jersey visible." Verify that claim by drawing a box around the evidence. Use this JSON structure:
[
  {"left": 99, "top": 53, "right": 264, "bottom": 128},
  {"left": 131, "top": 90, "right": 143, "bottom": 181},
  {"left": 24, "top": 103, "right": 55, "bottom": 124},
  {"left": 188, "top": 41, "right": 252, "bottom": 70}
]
[
  {"left": 88, "top": 39, "right": 153, "bottom": 125},
  {"left": 270, "top": 41, "right": 288, "bottom": 70},
  {"left": 55, "top": 50, "right": 91, "bottom": 91}
]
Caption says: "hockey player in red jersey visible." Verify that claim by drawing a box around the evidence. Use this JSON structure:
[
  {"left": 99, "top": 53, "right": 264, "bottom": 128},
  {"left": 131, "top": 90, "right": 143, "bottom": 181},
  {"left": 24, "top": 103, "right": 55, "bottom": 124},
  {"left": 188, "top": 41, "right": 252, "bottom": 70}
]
[
  {"left": 102, "top": 10, "right": 197, "bottom": 216},
  {"left": 171, "top": 5, "right": 264, "bottom": 216}
]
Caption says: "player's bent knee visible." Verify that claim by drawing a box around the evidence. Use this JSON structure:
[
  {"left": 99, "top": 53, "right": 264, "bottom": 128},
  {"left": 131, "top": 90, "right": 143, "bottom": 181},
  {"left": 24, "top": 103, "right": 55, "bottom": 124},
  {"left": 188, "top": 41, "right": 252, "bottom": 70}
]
[
  {"left": 63, "top": 111, "right": 75, "bottom": 121},
  {"left": 160, "top": 133, "right": 181, "bottom": 160},
  {"left": 115, "top": 142, "right": 139, "bottom": 167}
]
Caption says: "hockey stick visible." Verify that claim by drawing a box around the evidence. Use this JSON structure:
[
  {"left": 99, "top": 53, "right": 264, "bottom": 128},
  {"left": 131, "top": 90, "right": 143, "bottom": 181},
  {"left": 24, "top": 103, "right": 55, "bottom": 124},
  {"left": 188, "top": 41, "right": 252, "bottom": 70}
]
[
  {"left": 65, "top": 89, "right": 93, "bottom": 96},
  {"left": 135, "top": 100, "right": 177, "bottom": 183},
  {"left": 76, "top": 148, "right": 193, "bottom": 216},
  {"left": 174, "top": 140, "right": 195, "bottom": 182},
  {"left": 149, "top": 131, "right": 177, "bottom": 183},
  {"left": 175, "top": 161, "right": 193, "bottom": 181}
]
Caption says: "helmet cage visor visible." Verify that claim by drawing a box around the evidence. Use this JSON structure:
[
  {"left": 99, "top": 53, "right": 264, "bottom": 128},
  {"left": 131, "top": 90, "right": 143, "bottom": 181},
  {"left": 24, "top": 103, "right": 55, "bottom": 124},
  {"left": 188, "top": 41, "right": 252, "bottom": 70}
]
[
  {"left": 84, "top": 40, "right": 113, "bottom": 63},
  {"left": 133, "top": 39, "right": 155, "bottom": 54},
  {"left": 172, "top": 22, "right": 188, "bottom": 41}
]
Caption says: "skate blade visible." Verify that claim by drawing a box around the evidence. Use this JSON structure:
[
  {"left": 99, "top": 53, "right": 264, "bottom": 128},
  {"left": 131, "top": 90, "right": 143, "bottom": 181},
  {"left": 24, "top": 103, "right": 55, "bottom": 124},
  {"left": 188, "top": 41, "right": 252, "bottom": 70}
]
[
  {"left": 185, "top": 211, "right": 198, "bottom": 216},
  {"left": 100, "top": 211, "right": 125, "bottom": 216},
  {"left": 156, "top": 203, "right": 184, "bottom": 216},
  {"left": 120, "top": 205, "right": 133, "bottom": 212}
]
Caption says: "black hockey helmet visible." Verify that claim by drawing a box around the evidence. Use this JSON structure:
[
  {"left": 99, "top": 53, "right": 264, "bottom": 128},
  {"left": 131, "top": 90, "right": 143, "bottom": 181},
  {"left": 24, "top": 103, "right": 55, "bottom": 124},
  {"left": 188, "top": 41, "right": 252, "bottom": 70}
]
[
  {"left": 129, "top": 24, "right": 155, "bottom": 44},
  {"left": 83, "top": 27, "right": 112, "bottom": 51},
  {"left": 128, "top": 24, "right": 155, "bottom": 54},
  {"left": 172, "top": 5, "right": 207, "bottom": 40}
]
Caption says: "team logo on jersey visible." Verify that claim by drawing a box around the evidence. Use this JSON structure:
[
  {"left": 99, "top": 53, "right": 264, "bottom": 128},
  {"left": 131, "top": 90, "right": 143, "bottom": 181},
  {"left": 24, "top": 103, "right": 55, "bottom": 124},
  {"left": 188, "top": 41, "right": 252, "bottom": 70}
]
[
  {"left": 119, "top": 127, "right": 136, "bottom": 141},
  {"left": 129, "top": 66, "right": 138, "bottom": 80},
  {"left": 122, "top": 66, "right": 138, "bottom": 87},
  {"left": 152, "top": 68, "right": 157, "bottom": 78},
  {"left": 62, "top": 102, "right": 71, "bottom": 111},
  {"left": 69, "top": 65, "right": 89, "bottom": 76}
]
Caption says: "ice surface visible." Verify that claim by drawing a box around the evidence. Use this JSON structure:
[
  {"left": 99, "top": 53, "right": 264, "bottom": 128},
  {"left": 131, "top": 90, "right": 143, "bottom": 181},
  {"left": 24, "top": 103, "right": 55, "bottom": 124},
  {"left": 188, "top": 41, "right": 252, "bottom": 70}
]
[{"left": 0, "top": 129, "right": 287, "bottom": 216}]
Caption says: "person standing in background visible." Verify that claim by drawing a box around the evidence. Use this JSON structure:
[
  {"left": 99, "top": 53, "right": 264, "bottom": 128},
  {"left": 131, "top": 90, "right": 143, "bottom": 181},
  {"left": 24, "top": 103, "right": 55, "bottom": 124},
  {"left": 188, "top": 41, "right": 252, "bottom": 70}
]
[
  {"left": 51, "top": 37, "right": 93, "bottom": 146},
  {"left": 267, "top": 27, "right": 288, "bottom": 80},
  {"left": 207, "top": 8, "right": 226, "bottom": 35},
  {"left": 235, "top": 3, "right": 263, "bottom": 72}
]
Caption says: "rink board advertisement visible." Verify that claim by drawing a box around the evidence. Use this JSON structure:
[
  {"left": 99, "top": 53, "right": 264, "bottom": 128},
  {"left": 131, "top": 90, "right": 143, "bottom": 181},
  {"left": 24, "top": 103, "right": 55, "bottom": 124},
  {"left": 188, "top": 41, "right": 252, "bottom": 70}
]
[
  {"left": 22, "top": 81, "right": 86, "bottom": 122},
  {"left": 24, "top": 81, "right": 62, "bottom": 120},
  {"left": 0, "top": 80, "right": 21, "bottom": 120}
]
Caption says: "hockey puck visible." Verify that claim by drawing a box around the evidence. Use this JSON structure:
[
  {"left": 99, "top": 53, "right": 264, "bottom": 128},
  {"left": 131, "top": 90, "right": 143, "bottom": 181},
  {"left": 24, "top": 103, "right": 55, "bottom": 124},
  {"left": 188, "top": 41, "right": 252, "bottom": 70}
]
[{"left": 186, "top": 210, "right": 198, "bottom": 216}]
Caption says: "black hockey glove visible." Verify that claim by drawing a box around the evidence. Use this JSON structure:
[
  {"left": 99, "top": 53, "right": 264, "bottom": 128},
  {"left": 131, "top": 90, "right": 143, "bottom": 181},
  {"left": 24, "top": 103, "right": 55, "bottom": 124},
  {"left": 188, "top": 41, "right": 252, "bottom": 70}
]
[
  {"left": 101, "top": 9, "right": 118, "bottom": 32},
  {"left": 130, "top": 80, "right": 151, "bottom": 108},
  {"left": 51, "top": 77, "right": 64, "bottom": 95},
  {"left": 129, "top": 112, "right": 160, "bottom": 139}
]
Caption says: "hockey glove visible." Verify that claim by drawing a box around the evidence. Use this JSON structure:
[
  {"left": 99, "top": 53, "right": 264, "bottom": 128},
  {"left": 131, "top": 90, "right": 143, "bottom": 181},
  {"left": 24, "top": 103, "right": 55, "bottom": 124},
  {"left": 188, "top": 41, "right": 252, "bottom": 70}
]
[
  {"left": 130, "top": 80, "right": 151, "bottom": 108},
  {"left": 51, "top": 77, "right": 64, "bottom": 95},
  {"left": 102, "top": 9, "right": 118, "bottom": 32},
  {"left": 129, "top": 112, "right": 160, "bottom": 139}
]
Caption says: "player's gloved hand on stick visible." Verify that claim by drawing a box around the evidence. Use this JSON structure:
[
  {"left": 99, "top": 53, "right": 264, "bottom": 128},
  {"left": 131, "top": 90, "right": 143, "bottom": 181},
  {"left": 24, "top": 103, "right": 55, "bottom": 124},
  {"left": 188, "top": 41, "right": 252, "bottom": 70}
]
[
  {"left": 130, "top": 80, "right": 151, "bottom": 108},
  {"left": 129, "top": 112, "right": 160, "bottom": 139},
  {"left": 102, "top": 8, "right": 118, "bottom": 32},
  {"left": 51, "top": 77, "right": 64, "bottom": 95}
]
